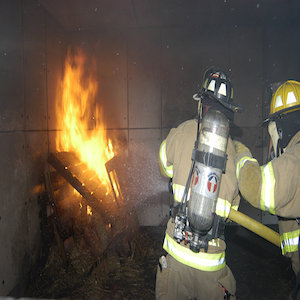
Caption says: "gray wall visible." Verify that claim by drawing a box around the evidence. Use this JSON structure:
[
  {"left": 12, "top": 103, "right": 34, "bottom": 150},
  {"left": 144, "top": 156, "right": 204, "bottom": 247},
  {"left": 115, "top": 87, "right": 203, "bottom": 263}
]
[
  {"left": 0, "top": 0, "right": 66, "bottom": 296},
  {"left": 1, "top": 0, "right": 300, "bottom": 296}
]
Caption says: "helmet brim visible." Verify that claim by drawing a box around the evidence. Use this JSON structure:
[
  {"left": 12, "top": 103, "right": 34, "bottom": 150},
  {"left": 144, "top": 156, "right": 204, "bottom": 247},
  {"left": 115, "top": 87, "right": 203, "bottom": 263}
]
[
  {"left": 220, "top": 100, "right": 244, "bottom": 113},
  {"left": 265, "top": 104, "right": 300, "bottom": 122},
  {"left": 194, "top": 92, "right": 244, "bottom": 113}
]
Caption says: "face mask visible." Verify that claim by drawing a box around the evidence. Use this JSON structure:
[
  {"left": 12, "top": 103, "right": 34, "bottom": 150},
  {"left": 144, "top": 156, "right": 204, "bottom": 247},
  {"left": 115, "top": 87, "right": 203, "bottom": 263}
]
[{"left": 268, "top": 121, "right": 280, "bottom": 157}]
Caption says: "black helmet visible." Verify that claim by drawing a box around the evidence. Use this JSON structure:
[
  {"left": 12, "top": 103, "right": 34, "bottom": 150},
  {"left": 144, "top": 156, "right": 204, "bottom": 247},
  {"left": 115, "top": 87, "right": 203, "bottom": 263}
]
[{"left": 193, "top": 67, "right": 243, "bottom": 113}]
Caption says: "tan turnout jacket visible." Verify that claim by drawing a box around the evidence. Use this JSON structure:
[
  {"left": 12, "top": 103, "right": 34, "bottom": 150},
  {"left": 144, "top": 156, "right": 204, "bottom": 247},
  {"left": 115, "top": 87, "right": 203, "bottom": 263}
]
[
  {"left": 235, "top": 130, "right": 300, "bottom": 274},
  {"left": 157, "top": 118, "right": 240, "bottom": 298}
]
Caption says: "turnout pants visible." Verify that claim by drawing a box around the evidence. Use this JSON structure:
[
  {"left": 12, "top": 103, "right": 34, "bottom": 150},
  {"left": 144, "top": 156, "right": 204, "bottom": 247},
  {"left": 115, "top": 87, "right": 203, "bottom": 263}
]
[{"left": 155, "top": 254, "right": 236, "bottom": 300}]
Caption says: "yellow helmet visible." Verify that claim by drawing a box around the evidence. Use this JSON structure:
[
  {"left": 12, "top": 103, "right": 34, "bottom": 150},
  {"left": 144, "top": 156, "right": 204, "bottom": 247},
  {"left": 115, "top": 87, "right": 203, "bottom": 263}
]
[
  {"left": 265, "top": 80, "right": 300, "bottom": 156},
  {"left": 269, "top": 80, "right": 300, "bottom": 117}
]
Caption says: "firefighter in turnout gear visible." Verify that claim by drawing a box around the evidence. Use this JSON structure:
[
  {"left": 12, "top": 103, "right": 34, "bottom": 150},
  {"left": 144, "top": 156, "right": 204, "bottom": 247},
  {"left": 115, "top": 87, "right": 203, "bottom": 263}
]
[
  {"left": 234, "top": 80, "right": 300, "bottom": 299},
  {"left": 156, "top": 67, "right": 242, "bottom": 300}
]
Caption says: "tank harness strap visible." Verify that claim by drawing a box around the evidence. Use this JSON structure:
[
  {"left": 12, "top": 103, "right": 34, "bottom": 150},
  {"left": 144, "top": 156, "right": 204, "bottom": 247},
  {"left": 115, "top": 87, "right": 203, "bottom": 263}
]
[
  {"left": 200, "top": 215, "right": 226, "bottom": 252},
  {"left": 192, "top": 149, "right": 227, "bottom": 172},
  {"left": 206, "top": 215, "right": 225, "bottom": 241}
]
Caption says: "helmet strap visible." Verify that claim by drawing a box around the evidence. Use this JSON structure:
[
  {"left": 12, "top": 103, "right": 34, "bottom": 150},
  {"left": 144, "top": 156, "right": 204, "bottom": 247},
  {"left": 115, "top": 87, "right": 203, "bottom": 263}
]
[
  {"left": 197, "top": 98, "right": 202, "bottom": 121},
  {"left": 268, "top": 121, "right": 280, "bottom": 157}
]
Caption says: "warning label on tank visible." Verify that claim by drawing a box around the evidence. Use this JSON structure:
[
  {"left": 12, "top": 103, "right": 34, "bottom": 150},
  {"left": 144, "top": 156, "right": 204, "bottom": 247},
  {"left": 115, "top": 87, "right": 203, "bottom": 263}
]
[
  {"left": 206, "top": 172, "right": 219, "bottom": 197},
  {"left": 192, "top": 167, "right": 220, "bottom": 198},
  {"left": 193, "top": 166, "right": 201, "bottom": 188}
]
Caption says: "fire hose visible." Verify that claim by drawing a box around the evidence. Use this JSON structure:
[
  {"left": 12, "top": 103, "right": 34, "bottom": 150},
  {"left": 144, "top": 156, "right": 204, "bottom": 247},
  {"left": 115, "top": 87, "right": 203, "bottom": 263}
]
[{"left": 228, "top": 208, "right": 281, "bottom": 248}]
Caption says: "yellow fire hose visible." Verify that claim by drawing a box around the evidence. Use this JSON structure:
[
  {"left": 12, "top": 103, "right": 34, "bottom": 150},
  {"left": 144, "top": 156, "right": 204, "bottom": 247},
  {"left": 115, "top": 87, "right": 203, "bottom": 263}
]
[{"left": 228, "top": 209, "right": 281, "bottom": 248}]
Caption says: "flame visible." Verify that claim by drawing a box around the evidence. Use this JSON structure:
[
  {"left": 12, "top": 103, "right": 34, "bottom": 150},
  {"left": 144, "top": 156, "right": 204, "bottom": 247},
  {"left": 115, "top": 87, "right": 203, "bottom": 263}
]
[
  {"left": 56, "top": 47, "right": 114, "bottom": 191},
  {"left": 87, "top": 205, "right": 93, "bottom": 216}
]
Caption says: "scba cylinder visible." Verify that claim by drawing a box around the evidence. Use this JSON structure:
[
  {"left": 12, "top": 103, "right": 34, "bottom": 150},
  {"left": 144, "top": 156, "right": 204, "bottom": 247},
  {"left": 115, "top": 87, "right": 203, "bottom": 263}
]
[{"left": 188, "top": 110, "right": 229, "bottom": 237}]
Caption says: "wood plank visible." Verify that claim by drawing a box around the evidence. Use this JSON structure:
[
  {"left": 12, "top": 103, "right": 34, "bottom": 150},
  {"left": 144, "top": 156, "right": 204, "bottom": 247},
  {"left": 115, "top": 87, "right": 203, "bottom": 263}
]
[{"left": 47, "top": 152, "right": 111, "bottom": 223}]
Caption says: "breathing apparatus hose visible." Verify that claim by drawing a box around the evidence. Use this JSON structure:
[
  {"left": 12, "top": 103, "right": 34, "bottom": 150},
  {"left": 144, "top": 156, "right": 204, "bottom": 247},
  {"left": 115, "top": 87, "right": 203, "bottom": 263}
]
[{"left": 228, "top": 209, "right": 281, "bottom": 248}]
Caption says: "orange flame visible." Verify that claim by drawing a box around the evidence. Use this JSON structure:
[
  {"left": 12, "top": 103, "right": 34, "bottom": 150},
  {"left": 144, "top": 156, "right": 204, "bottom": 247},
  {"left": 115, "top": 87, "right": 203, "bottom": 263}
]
[
  {"left": 56, "top": 47, "right": 114, "bottom": 191},
  {"left": 87, "top": 205, "right": 93, "bottom": 216}
]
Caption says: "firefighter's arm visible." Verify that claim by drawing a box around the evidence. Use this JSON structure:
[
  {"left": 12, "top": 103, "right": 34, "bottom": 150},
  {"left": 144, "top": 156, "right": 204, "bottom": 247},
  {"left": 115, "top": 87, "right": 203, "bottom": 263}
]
[
  {"left": 216, "top": 138, "right": 240, "bottom": 219},
  {"left": 234, "top": 140, "right": 262, "bottom": 209},
  {"left": 158, "top": 140, "right": 173, "bottom": 178}
]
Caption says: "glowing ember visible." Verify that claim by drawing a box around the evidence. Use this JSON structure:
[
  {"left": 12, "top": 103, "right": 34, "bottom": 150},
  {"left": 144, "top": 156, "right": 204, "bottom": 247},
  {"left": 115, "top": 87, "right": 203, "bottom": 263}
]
[{"left": 56, "top": 47, "right": 114, "bottom": 193}]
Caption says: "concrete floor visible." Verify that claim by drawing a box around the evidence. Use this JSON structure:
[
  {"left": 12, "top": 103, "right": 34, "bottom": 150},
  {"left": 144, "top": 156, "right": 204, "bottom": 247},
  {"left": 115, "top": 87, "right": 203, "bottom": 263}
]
[{"left": 225, "top": 225, "right": 295, "bottom": 299}]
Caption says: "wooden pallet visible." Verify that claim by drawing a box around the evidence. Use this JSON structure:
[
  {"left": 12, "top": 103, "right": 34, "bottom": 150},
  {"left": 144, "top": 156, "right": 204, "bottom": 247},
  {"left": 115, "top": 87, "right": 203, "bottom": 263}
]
[
  {"left": 47, "top": 151, "right": 115, "bottom": 223},
  {"left": 45, "top": 151, "right": 141, "bottom": 260}
]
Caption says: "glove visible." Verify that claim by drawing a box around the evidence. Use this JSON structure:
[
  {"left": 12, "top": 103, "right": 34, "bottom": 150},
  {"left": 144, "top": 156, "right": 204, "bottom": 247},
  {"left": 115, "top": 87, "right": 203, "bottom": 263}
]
[{"left": 233, "top": 140, "right": 251, "bottom": 155}]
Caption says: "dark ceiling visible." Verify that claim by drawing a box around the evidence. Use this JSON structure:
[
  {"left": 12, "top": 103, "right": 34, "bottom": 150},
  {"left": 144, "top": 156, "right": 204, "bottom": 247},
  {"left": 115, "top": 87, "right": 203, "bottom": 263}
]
[{"left": 37, "top": 0, "right": 300, "bottom": 32}]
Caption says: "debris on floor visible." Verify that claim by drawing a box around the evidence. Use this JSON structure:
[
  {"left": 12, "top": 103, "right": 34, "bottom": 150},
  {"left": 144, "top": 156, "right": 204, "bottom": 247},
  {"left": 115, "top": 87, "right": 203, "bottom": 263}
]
[{"left": 25, "top": 226, "right": 166, "bottom": 300}]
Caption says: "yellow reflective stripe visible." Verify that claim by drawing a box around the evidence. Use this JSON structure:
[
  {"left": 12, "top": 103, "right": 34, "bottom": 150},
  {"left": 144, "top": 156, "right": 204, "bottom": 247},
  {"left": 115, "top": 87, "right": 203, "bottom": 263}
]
[
  {"left": 215, "top": 197, "right": 231, "bottom": 218},
  {"left": 173, "top": 183, "right": 190, "bottom": 203},
  {"left": 260, "top": 162, "right": 275, "bottom": 214},
  {"left": 159, "top": 140, "right": 173, "bottom": 178},
  {"left": 280, "top": 229, "right": 300, "bottom": 255},
  {"left": 236, "top": 156, "right": 257, "bottom": 180},
  {"left": 163, "top": 233, "right": 226, "bottom": 271},
  {"left": 231, "top": 205, "right": 239, "bottom": 211}
]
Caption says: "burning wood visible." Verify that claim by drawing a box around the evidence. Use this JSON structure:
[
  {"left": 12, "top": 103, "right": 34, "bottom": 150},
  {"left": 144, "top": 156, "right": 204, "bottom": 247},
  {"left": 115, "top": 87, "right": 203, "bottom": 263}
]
[
  {"left": 45, "top": 151, "right": 140, "bottom": 266},
  {"left": 55, "top": 46, "right": 114, "bottom": 193},
  {"left": 33, "top": 46, "right": 141, "bottom": 296},
  {"left": 47, "top": 151, "right": 112, "bottom": 223}
]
